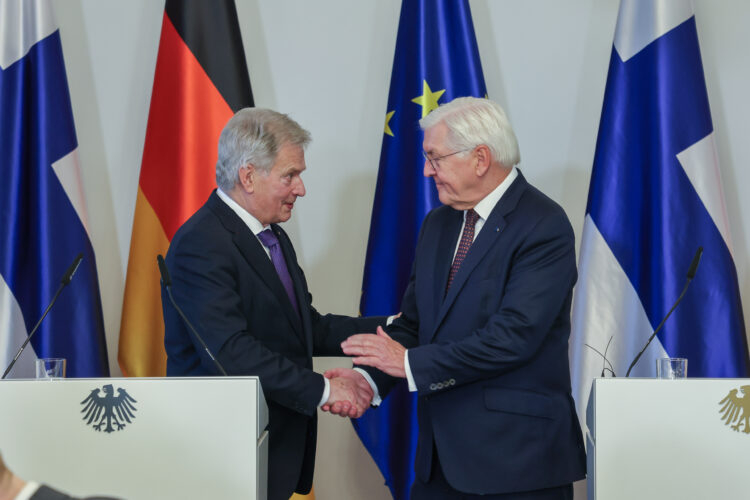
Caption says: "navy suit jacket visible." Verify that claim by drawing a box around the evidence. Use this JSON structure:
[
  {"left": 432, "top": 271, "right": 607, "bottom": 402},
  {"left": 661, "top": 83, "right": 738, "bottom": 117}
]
[
  {"left": 163, "top": 191, "right": 384, "bottom": 500},
  {"left": 30, "top": 485, "right": 117, "bottom": 500},
  {"left": 377, "top": 172, "right": 586, "bottom": 495}
]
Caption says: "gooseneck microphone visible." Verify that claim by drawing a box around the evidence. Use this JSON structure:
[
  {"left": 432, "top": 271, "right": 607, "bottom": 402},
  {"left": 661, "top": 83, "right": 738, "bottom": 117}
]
[
  {"left": 2, "top": 253, "right": 84, "bottom": 380},
  {"left": 625, "top": 247, "right": 703, "bottom": 377},
  {"left": 157, "top": 255, "right": 227, "bottom": 376}
]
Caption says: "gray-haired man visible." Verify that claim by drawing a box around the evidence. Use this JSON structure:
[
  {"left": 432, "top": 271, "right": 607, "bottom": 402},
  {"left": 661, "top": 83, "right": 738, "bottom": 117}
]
[{"left": 162, "top": 108, "right": 386, "bottom": 500}]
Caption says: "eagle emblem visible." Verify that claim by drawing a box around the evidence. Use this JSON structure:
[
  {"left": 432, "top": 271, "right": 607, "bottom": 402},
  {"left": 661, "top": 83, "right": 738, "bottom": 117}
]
[
  {"left": 80, "top": 384, "right": 138, "bottom": 433},
  {"left": 718, "top": 385, "right": 750, "bottom": 434}
]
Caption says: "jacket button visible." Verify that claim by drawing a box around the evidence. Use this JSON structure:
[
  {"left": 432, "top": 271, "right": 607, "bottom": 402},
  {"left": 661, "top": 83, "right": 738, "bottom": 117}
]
[
  {"left": 429, "top": 383, "right": 437, "bottom": 391},
  {"left": 436, "top": 382, "right": 444, "bottom": 389},
  {"left": 449, "top": 378, "right": 456, "bottom": 386}
]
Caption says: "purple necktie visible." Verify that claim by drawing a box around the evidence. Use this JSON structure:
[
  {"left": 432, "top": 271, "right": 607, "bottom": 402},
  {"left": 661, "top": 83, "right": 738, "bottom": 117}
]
[
  {"left": 257, "top": 229, "right": 299, "bottom": 314},
  {"left": 447, "top": 209, "right": 479, "bottom": 291}
]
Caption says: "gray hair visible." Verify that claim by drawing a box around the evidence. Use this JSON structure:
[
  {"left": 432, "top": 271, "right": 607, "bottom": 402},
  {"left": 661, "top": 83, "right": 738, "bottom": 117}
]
[
  {"left": 419, "top": 97, "right": 520, "bottom": 167},
  {"left": 216, "top": 108, "right": 311, "bottom": 191}
]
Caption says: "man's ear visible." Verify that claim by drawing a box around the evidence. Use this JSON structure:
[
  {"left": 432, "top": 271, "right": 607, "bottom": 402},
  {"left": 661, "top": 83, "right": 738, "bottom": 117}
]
[
  {"left": 474, "top": 144, "right": 491, "bottom": 176},
  {"left": 238, "top": 165, "right": 255, "bottom": 193}
]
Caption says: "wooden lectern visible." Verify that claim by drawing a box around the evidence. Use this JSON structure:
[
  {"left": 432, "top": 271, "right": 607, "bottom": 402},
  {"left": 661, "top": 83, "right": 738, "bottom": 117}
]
[{"left": 0, "top": 377, "right": 268, "bottom": 500}]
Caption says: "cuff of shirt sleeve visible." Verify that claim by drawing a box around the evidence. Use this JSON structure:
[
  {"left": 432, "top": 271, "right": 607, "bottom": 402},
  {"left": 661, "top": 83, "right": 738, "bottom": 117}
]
[
  {"left": 386, "top": 314, "right": 397, "bottom": 326},
  {"left": 353, "top": 367, "right": 382, "bottom": 406},
  {"left": 405, "top": 350, "right": 417, "bottom": 392},
  {"left": 318, "top": 376, "right": 330, "bottom": 407}
]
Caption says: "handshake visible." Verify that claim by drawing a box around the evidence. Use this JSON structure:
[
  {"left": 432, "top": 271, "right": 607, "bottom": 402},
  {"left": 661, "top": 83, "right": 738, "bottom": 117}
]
[
  {"left": 320, "top": 367, "right": 374, "bottom": 419},
  {"left": 320, "top": 325, "right": 408, "bottom": 419}
]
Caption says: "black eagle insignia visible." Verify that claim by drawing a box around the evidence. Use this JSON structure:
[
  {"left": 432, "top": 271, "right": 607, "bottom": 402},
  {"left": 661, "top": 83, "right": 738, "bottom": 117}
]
[{"left": 80, "top": 384, "right": 138, "bottom": 433}]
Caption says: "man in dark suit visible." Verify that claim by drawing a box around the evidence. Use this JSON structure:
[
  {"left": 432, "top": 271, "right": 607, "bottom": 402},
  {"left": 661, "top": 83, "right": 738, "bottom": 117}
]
[
  {"left": 162, "top": 108, "right": 385, "bottom": 500},
  {"left": 341, "top": 97, "right": 586, "bottom": 499}
]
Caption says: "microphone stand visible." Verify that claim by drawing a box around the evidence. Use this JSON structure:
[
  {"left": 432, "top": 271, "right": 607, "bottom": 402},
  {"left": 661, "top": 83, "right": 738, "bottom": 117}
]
[{"left": 2, "top": 254, "right": 83, "bottom": 379}]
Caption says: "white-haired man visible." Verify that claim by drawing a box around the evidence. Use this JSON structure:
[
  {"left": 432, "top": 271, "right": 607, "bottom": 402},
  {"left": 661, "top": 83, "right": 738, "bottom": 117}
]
[
  {"left": 162, "top": 108, "right": 386, "bottom": 500},
  {"left": 342, "top": 97, "right": 586, "bottom": 499}
]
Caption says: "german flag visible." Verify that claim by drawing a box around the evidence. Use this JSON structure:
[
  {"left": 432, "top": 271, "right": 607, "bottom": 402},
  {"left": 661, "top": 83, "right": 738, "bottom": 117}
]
[{"left": 118, "top": 0, "right": 253, "bottom": 377}]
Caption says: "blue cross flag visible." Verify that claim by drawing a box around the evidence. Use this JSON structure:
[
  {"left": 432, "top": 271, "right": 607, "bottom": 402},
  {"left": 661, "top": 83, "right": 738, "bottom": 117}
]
[
  {"left": 571, "top": 0, "right": 748, "bottom": 420},
  {"left": 0, "top": 1, "right": 109, "bottom": 378}
]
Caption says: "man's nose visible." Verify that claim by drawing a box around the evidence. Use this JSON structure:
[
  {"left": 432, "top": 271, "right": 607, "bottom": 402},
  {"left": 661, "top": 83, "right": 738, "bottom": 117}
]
[
  {"left": 423, "top": 159, "right": 436, "bottom": 178},
  {"left": 294, "top": 177, "right": 306, "bottom": 197}
]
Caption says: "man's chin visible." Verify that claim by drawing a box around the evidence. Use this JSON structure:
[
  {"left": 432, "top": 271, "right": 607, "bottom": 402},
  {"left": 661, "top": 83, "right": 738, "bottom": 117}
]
[{"left": 278, "top": 208, "right": 293, "bottom": 222}]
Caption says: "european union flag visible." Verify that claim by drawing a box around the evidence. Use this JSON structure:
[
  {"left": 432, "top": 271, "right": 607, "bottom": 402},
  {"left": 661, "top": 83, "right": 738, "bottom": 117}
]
[
  {"left": 356, "top": 0, "right": 486, "bottom": 497},
  {"left": 571, "top": 0, "right": 748, "bottom": 420},
  {"left": 0, "top": 0, "right": 109, "bottom": 378}
]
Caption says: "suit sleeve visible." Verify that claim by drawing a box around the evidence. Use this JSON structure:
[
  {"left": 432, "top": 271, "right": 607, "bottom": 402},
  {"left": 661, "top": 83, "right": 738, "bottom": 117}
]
[
  {"left": 275, "top": 229, "right": 388, "bottom": 355},
  {"left": 167, "top": 229, "right": 325, "bottom": 417},
  {"left": 309, "top": 302, "right": 387, "bottom": 356},
  {"left": 407, "top": 209, "right": 577, "bottom": 395}
]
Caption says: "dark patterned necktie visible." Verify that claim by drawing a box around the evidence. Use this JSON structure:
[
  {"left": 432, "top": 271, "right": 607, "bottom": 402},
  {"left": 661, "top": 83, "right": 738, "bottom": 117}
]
[
  {"left": 257, "top": 229, "right": 299, "bottom": 314},
  {"left": 446, "top": 209, "right": 479, "bottom": 291}
]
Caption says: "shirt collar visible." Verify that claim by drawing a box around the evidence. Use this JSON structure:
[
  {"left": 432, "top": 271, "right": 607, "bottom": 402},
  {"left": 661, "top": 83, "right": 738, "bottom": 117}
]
[
  {"left": 471, "top": 166, "right": 518, "bottom": 221},
  {"left": 216, "top": 188, "right": 267, "bottom": 235},
  {"left": 15, "top": 481, "right": 41, "bottom": 500}
]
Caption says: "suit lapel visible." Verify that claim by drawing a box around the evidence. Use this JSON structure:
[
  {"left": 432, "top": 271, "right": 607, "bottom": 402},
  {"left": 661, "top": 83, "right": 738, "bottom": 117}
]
[
  {"left": 207, "top": 192, "right": 305, "bottom": 342},
  {"left": 431, "top": 172, "right": 529, "bottom": 338}
]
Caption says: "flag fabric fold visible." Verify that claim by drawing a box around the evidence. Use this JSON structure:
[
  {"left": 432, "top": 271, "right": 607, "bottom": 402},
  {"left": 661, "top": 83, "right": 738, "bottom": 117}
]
[
  {"left": 356, "top": 1, "right": 486, "bottom": 498},
  {"left": 0, "top": 0, "right": 109, "bottom": 378},
  {"left": 570, "top": 0, "right": 749, "bottom": 425},
  {"left": 118, "top": 0, "right": 253, "bottom": 377}
]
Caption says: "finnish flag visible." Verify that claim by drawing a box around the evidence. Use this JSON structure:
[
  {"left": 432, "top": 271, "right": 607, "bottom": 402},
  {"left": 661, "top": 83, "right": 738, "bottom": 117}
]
[
  {"left": 570, "top": 0, "right": 749, "bottom": 424},
  {"left": 0, "top": 0, "right": 109, "bottom": 378}
]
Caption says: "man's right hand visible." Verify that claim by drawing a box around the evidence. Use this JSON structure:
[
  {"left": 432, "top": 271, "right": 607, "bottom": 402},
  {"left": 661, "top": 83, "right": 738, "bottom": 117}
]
[{"left": 322, "top": 368, "right": 373, "bottom": 418}]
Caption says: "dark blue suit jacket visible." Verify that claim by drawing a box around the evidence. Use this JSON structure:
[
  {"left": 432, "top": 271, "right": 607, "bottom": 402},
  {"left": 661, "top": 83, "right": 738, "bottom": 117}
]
[
  {"left": 379, "top": 172, "right": 586, "bottom": 495},
  {"left": 162, "top": 191, "right": 384, "bottom": 500},
  {"left": 31, "top": 485, "right": 117, "bottom": 499}
]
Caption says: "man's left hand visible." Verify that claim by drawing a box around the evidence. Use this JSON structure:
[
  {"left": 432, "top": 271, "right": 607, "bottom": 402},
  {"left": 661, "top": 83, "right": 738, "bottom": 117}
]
[{"left": 341, "top": 326, "right": 406, "bottom": 378}]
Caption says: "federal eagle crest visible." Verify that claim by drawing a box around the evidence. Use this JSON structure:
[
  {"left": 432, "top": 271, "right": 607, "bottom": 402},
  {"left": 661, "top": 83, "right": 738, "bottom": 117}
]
[
  {"left": 718, "top": 385, "right": 750, "bottom": 434},
  {"left": 80, "top": 384, "right": 138, "bottom": 433}
]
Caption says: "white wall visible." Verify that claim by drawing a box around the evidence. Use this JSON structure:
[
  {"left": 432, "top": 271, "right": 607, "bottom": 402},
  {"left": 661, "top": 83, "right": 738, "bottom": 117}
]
[{"left": 51, "top": 1, "right": 750, "bottom": 498}]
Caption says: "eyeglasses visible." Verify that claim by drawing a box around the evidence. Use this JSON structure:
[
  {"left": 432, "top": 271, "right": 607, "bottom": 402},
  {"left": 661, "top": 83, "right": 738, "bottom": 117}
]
[{"left": 422, "top": 148, "right": 472, "bottom": 171}]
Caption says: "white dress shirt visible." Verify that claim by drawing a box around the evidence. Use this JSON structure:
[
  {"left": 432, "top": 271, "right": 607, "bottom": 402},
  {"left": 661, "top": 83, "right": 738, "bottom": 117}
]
[{"left": 404, "top": 167, "right": 518, "bottom": 391}]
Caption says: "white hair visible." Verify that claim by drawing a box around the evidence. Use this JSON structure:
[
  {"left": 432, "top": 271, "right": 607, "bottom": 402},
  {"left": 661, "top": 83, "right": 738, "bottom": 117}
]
[
  {"left": 215, "top": 108, "right": 311, "bottom": 191},
  {"left": 420, "top": 97, "right": 520, "bottom": 167}
]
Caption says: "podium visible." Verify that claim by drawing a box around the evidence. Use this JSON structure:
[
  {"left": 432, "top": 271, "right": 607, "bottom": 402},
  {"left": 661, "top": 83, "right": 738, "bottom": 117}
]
[
  {"left": 0, "top": 377, "right": 268, "bottom": 500},
  {"left": 587, "top": 378, "right": 750, "bottom": 499}
]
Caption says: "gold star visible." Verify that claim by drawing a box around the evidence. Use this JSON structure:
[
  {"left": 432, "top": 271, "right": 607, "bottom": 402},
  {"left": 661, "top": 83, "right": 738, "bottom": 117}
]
[
  {"left": 384, "top": 110, "right": 395, "bottom": 137},
  {"left": 411, "top": 81, "right": 445, "bottom": 118}
]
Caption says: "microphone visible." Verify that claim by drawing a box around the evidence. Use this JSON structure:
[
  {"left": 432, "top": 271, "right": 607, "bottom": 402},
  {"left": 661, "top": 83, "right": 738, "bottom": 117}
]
[
  {"left": 2, "top": 253, "right": 84, "bottom": 379},
  {"left": 157, "top": 255, "right": 227, "bottom": 376},
  {"left": 62, "top": 253, "right": 83, "bottom": 285},
  {"left": 625, "top": 247, "right": 703, "bottom": 377}
]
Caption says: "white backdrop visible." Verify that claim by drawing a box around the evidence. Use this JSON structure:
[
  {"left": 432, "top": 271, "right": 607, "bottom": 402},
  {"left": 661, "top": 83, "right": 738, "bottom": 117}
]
[{"left": 50, "top": 1, "right": 750, "bottom": 498}]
